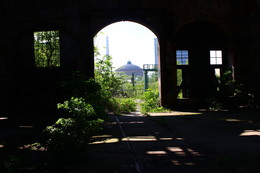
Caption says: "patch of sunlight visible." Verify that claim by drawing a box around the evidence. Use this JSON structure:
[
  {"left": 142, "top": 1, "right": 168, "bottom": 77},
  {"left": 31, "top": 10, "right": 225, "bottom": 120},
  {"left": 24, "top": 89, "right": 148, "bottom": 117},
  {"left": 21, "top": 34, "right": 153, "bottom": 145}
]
[
  {"left": 19, "top": 126, "right": 34, "bottom": 128},
  {"left": 91, "top": 138, "right": 119, "bottom": 144},
  {"left": 185, "top": 162, "right": 196, "bottom": 166},
  {"left": 187, "top": 148, "right": 203, "bottom": 156},
  {"left": 167, "top": 147, "right": 183, "bottom": 152},
  {"left": 92, "top": 135, "right": 113, "bottom": 139},
  {"left": 159, "top": 137, "right": 174, "bottom": 141},
  {"left": 176, "top": 138, "right": 184, "bottom": 140},
  {"left": 171, "top": 160, "right": 181, "bottom": 165},
  {"left": 167, "top": 147, "right": 187, "bottom": 156},
  {"left": 149, "top": 112, "right": 202, "bottom": 117},
  {"left": 123, "top": 136, "right": 157, "bottom": 142},
  {"left": 171, "top": 160, "right": 196, "bottom": 166},
  {"left": 146, "top": 151, "right": 167, "bottom": 155},
  {"left": 240, "top": 130, "right": 260, "bottom": 136},
  {"left": 0, "top": 117, "right": 8, "bottom": 120},
  {"left": 225, "top": 118, "right": 241, "bottom": 122},
  {"left": 121, "top": 121, "right": 144, "bottom": 124}
]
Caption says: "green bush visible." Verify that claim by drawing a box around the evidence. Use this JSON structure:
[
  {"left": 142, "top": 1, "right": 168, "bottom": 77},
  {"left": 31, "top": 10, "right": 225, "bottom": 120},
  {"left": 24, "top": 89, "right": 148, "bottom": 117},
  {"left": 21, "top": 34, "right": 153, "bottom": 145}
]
[
  {"left": 117, "top": 98, "right": 137, "bottom": 114},
  {"left": 60, "top": 73, "right": 107, "bottom": 118},
  {"left": 45, "top": 97, "right": 104, "bottom": 152},
  {"left": 95, "top": 55, "right": 126, "bottom": 99},
  {"left": 208, "top": 70, "right": 259, "bottom": 110},
  {"left": 108, "top": 97, "right": 137, "bottom": 115},
  {"left": 140, "top": 89, "right": 169, "bottom": 113},
  {"left": 57, "top": 97, "right": 96, "bottom": 119}
]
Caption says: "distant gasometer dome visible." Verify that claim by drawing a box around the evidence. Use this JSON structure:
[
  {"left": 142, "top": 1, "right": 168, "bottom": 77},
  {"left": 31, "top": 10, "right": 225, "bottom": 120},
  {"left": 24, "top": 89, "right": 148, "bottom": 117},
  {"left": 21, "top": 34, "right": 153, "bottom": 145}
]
[{"left": 116, "top": 60, "right": 143, "bottom": 76}]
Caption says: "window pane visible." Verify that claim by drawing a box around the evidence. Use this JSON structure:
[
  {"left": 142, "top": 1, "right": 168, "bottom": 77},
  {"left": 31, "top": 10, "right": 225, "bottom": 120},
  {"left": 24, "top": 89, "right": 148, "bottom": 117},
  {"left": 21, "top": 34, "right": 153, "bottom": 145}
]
[
  {"left": 216, "top": 51, "right": 222, "bottom": 58},
  {"left": 182, "top": 50, "right": 188, "bottom": 57},
  {"left": 177, "top": 69, "right": 183, "bottom": 86},
  {"left": 214, "top": 68, "right": 221, "bottom": 77},
  {"left": 176, "top": 50, "right": 189, "bottom": 65},
  {"left": 210, "top": 58, "right": 216, "bottom": 65},
  {"left": 217, "top": 58, "right": 222, "bottom": 65},
  {"left": 210, "top": 50, "right": 222, "bottom": 65},
  {"left": 176, "top": 51, "right": 182, "bottom": 57},
  {"left": 34, "top": 30, "right": 60, "bottom": 67},
  {"left": 210, "top": 51, "right": 216, "bottom": 58},
  {"left": 183, "top": 57, "right": 188, "bottom": 65}
]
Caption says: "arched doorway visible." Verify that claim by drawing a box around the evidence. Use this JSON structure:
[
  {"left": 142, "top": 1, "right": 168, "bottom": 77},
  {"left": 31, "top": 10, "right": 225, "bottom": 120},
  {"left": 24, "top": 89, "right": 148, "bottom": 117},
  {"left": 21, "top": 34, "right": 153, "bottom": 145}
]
[{"left": 93, "top": 21, "right": 160, "bottom": 98}]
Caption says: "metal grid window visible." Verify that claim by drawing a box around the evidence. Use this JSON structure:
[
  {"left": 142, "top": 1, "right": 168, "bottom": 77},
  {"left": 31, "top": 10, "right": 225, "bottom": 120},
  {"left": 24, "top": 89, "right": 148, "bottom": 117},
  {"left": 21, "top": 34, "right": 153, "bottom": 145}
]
[
  {"left": 210, "top": 50, "right": 222, "bottom": 65},
  {"left": 176, "top": 50, "right": 189, "bottom": 65}
]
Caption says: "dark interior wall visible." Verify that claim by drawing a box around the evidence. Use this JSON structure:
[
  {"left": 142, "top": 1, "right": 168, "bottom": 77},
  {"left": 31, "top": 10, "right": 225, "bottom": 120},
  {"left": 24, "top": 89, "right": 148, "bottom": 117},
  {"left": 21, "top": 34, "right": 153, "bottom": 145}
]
[
  {"left": 0, "top": 0, "right": 259, "bottom": 115},
  {"left": 234, "top": 23, "right": 260, "bottom": 101},
  {"left": 231, "top": 0, "right": 260, "bottom": 102},
  {"left": 176, "top": 22, "right": 229, "bottom": 100}
]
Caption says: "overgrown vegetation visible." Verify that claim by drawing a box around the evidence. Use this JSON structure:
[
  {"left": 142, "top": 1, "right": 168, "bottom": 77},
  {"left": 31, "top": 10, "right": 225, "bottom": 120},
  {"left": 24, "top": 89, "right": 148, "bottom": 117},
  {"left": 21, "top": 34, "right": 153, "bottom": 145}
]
[
  {"left": 45, "top": 97, "right": 104, "bottom": 152},
  {"left": 208, "top": 70, "right": 259, "bottom": 110},
  {"left": 59, "top": 73, "right": 107, "bottom": 117},
  {"left": 20, "top": 32, "right": 165, "bottom": 155},
  {"left": 110, "top": 98, "right": 137, "bottom": 115},
  {"left": 140, "top": 89, "right": 170, "bottom": 113},
  {"left": 94, "top": 50, "right": 166, "bottom": 114},
  {"left": 95, "top": 55, "right": 126, "bottom": 99},
  {"left": 34, "top": 30, "right": 60, "bottom": 67}
]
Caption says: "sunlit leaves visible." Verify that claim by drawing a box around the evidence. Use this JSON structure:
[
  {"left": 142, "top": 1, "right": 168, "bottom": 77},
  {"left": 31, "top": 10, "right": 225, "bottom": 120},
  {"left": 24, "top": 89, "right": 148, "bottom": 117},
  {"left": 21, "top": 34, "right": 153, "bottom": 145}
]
[
  {"left": 34, "top": 30, "right": 60, "bottom": 67},
  {"left": 95, "top": 55, "right": 126, "bottom": 98}
]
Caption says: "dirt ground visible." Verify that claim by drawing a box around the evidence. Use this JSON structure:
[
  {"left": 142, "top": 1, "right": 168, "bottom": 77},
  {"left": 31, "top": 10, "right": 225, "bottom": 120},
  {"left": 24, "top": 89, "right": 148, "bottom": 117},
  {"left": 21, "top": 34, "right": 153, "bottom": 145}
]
[{"left": 0, "top": 110, "right": 260, "bottom": 172}]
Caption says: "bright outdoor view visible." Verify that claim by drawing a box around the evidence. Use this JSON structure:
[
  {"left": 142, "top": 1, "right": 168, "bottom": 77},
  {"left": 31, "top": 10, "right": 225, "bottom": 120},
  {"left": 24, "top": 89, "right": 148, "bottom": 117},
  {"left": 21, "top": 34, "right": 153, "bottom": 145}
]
[
  {"left": 1, "top": 2, "right": 260, "bottom": 172},
  {"left": 94, "top": 21, "right": 168, "bottom": 114}
]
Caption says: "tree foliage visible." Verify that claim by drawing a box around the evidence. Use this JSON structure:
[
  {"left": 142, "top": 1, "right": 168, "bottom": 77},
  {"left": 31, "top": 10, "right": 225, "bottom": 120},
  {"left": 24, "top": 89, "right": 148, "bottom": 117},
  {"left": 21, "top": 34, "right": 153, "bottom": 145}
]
[
  {"left": 95, "top": 55, "right": 126, "bottom": 99},
  {"left": 45, "top": 97, "right": 104, "bottom": 152},
  {"left": 34, "top": 30, "right": 60, "bottom": 67}
]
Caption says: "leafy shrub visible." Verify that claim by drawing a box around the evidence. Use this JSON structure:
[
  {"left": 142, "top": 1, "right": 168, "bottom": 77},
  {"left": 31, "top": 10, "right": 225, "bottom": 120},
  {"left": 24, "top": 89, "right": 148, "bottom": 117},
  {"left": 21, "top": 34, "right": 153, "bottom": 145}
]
[
  {"left": 113, "top": 98, "right": 137, "bottom": 114},
  {"left": 120, "top": 98, "right": 137, "bottom": 113},
  {"left": 233, "top": 83, "right": 258, "bottom": 109},
  {"left": 141, "top": 89, "right": 159, "bottom": 112},
  {"left": 45, "top": 97, "right": 104, "bottom": 152},
  {"left": 140, "top": 89, "right": 169, "bottom": 113},
  {"left": 59, "top": 73, "right": 107, "bottom": 118},
  {"left": 57, "top": 97, "right": 96, "bottom": 119},
  {"left": 95, "top": 55, "right": 126, "bottom": 99},
  {"left": 208, "top": 70, "right": 259, "bottom": 110},
  {"left": 208, "top": 97, "right": 223, "bottom": 111}
]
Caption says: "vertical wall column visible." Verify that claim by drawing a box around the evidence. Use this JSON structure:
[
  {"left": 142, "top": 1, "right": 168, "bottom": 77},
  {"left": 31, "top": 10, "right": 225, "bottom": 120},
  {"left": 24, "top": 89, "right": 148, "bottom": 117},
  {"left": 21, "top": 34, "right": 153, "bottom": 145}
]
[
  {"left": 159, "top": 37, "right": 177, "bottom": 109},
  {"left": 0, "top": 21, "right": 8, "bottom": 113},
  {"left": 75, "top": 22, "right": 95, "bottom": 78}
]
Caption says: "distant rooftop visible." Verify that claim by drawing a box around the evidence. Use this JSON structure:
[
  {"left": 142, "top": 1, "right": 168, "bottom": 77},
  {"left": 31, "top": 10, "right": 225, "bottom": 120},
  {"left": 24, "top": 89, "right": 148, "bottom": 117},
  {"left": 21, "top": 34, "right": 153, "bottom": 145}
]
[{"left": 116, "top": 60, "right": 143, "bottom": 76}]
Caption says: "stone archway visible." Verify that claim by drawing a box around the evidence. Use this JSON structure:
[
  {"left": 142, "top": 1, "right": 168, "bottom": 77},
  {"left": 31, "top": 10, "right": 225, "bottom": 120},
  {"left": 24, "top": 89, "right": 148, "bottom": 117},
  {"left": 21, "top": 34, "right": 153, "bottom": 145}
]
[{"left": 93, "top": 20, "right": 162, "bottom": 99}]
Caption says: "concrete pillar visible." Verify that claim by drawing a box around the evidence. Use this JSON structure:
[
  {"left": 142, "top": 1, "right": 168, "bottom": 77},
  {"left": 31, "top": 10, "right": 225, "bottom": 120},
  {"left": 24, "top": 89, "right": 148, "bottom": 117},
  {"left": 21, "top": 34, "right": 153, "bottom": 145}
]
[
  {"left": 76, "top": 22, "right": 95, "bottom": 78},
  {"left": 159, "top": 37, "right": 177, "bottom": 109}
]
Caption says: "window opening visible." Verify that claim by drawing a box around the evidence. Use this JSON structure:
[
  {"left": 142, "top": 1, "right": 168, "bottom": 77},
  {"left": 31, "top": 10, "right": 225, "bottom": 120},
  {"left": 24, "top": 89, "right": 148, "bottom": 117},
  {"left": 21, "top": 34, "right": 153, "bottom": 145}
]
[
  {"left": 177, "top": 69, "right": 183, "bottom": 98},
  {"left": 176, "top": 50, "right": 189, "bottom": 65},
  {"left": 210, "top": 50, "right": 223, "bottom": 92},
  {"left": 214, "top": 68, "right": 221, "bottom": 78},
  {"left": 34, "top": 30, "right": 61, "bottom": 67},
  {"left": 210, "top": 50, "right": 222, "bottom": 65},
  {"left": 214, "top": 68, "right": 221, "bottom": 91},
  {"left": 176, "top": 50, "right": 189, "bottom": 98}
]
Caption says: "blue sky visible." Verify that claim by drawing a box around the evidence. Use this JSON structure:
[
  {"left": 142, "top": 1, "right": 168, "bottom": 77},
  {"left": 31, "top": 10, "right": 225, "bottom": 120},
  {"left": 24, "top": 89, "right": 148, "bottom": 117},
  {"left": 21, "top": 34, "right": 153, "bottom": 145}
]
[{"left": 94, "top": 21, "right": 157, "bottom": 69}]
